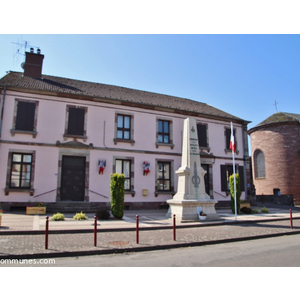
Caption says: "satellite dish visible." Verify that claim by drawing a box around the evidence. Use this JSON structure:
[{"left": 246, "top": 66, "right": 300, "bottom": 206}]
[{"left": 21, "top": 62, "right": 25, "bottom": 69}]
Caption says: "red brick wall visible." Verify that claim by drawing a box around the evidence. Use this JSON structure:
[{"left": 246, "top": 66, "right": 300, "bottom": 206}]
[{"left": 250, "top": 122, "right": 300, "bottom": 204}]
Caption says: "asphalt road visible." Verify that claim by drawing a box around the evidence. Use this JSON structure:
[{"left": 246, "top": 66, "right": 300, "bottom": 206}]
[{"left": 4, "top": 234, "right": 300, "bottom": 267}]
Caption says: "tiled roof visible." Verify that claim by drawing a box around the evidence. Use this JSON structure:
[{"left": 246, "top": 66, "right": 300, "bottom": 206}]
[
  {"left": 0, "top": 71, "right": 247, "bottom": 123},
  {"left": 249, "top": 112, "right": 300, "bottom": 133},
  {"left": 257, "top": 112, "right": 300, "bottom": 126}
]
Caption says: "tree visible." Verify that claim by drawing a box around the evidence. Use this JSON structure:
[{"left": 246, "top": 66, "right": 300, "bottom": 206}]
[
  {"left": 110, "top": 173, "right": 125, "bottom": 219},
  {"left": 229, "top": 173, "right": 241, "bottom": 214}
]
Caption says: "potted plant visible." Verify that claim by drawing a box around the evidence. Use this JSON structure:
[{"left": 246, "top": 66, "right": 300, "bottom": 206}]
[
  {"left": 26, "top": 201, "right": 46, "bottom": 215},
  {"left": 199, "top": 210, "right": 207, "bottom": 221}
]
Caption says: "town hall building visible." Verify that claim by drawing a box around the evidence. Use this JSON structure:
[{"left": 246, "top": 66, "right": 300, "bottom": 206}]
[{"left": 0, "top": 49, "right": 251, "bottom": 212}]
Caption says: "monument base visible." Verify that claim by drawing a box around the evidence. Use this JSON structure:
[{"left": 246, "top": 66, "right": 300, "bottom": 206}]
[{"left": 166, "top": 199, "right": 220, "bottom": 223}]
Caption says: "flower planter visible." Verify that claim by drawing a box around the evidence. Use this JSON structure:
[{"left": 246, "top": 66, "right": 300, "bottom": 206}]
[
  {"left": 199, "top": 215, "right": 206, "bottom": 221},
  {"left": 240, "top": 203, "right": 250, "bottom": 209},
  {"left": 26, "top": 206, "right": 46, "bottom": 215}
]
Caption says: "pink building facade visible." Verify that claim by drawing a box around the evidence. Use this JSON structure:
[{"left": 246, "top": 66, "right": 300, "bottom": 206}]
[{"left": 0, "top": 50, "right": 250, "bottom": 211}]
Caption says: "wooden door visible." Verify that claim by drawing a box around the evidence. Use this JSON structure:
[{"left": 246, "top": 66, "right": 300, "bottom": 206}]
[{"left": 61, "top": 156, "right": 86, "bottom": 201}]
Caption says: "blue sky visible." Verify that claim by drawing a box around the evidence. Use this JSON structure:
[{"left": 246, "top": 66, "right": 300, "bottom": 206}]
[{"left": 1, "top": 34, "right": 299, "bottom": 133}]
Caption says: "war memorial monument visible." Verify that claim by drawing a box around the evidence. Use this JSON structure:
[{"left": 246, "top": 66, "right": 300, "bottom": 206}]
[{"left": 166, "top": 117, "right": 219, "bottom": 222}]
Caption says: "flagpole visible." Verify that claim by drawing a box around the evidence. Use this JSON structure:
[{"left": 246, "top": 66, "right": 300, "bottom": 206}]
[{"left": 231, "top": 122, "right": 237, "bottom": 221}]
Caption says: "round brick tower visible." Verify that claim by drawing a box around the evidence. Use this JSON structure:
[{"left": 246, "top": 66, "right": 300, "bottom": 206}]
[{"left": 248, "top": 112, "right": 300, "bottom": 205}]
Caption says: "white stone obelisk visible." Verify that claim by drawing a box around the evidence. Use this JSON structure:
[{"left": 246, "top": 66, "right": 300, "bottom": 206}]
[{"left": 166, "top": 117, "right": 219, "bottom": 222}]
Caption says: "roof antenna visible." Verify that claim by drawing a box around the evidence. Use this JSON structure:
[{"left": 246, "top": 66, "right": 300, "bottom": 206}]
[
  {"left": 274, "top": 100, "right": 279, "bottom": 112},
  {"left": 12, "top": 40, "right": 40, "bottom": 56},
  {"left": 12, "top": 40, "right": 29, "bottom": 58},
  {"left": 12, "top": 39, "right": 40, "bottom": 69}
]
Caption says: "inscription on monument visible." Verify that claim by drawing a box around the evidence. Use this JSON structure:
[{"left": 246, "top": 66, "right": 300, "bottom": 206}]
[{"left": 190, "top": 138, "right": 199, "bottom": 155}]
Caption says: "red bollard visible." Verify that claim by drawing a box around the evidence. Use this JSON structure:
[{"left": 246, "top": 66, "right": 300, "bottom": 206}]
[
  {"left": 290, "top": 209, "right": 293, "bottom": 229},
  {"left": 173, "top": 214, "right": 176, "bottom": 241},
  {"left": 136, "top": 215, "right": 139, "bottom": 244},
  {"left": 94, "top": 215, "right": 97, "bottom": 247},
  {"left": 45, "top": 216, "right": 49, "bottom": 249}
]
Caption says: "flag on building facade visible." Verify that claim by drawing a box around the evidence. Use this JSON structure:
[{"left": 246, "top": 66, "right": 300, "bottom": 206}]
[
  {"left": 230, "top": 124, "right": 235, "bottom": 153},
  {"left": 230, "top": 123, "right": 235, "bottom": 152}
]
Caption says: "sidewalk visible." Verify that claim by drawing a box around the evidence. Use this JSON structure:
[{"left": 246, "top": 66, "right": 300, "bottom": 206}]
[{"left": 1, "top": 204, "right": 300, "bottom": 259}]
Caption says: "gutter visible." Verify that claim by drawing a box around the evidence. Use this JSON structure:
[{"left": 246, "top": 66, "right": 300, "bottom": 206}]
[{"left": 0, "top": 84, "right": 6, "bottom": 137}]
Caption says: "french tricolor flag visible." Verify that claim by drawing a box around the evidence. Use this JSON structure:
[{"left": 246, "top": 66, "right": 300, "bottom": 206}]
[{"left": 230, "top": 122, "right": 235, "bottom": 153}]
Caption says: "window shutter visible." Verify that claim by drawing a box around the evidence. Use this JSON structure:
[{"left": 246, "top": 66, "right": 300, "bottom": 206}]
[
  {"left": 16, "top": 102, "right": 35, "bottom": 131},
  {"left": 225, "top": 128, "right": 231, "bottom": 150},
  {"left": 68, "top": 107, "right": 85, "bottom": 136},
  {"left": 238, "top": 166, "right": 245, "bottom": 191},
  {"left": 197, "top": 124, "right": 207, "bottom": 147},
  {"left": 220, "top": 165, "right": 227, "bottom": 191},
  {"left": 76, "top": 108, "right": 85, "bottom": 136}
]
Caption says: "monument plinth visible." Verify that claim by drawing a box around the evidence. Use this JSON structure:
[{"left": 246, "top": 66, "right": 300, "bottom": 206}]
[{"left": 166, "top": 117, "right": 219, "bottom": 222}]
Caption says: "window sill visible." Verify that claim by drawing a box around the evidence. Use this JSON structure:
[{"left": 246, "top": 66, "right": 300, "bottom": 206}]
[
  {"left": 200, "top": 146, "right": 211, "bottom": 152},
  {"left": 4, "top": 188, "right": 34, "bottom": 196},
  {"left": 125, "top": 190, "right": 135, "bottom": 197},
  {"left": 225, "top": 149, "right": 239, "bottom": 155},
  {"left": 114, "top": 138, "right": 135, "bottom": 146},
  {"left": 10, "top": 129, "right": 37, "bottom": 138},
  {"left": 63, "top": 134, "right": 87, "bottom": 142},
  {"left": 154, "top": 191, "right": 175, "bottom": 197},
  {"left": 155, "top": 142, "right": 174, "bottom": 149}
]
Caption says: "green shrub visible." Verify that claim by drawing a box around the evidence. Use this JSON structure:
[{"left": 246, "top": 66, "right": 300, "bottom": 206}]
[
  {"left": 110, "top": 173, "right": 125, "bottom": 219},
  {"left": 96, "top": 208, "right": 111, "bottom": 220},
  {"left": 51, "top": 212, "right": 65, "bottom": 221},
  {"left": 261, "top": 206, "right": 269, "bottom": 213},
  {"left": 252, "top": 209, "right": 259, "bottom": 214},
  {"left": 229, "top": 173, "right": 241, "bottom": 214},
  {"left": 73, "top": 211, "right": 88, "bottom": 220}
]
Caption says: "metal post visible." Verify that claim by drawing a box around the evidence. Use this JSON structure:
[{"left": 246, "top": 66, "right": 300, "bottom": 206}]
[
  {"left": 45, "top": 216, "right": 49, "bottom": 250},
  {"left": 94, "top": 215, "right": 97, "bottom": 247},
  {"left": 173, "top": 214, "right": 176, "bottom": 241},
  {"left": 136, "top": 215, "right": 139, "bottom": 244},
  {"left": 290, "top": 209, "right": 293, "bottom": 229}
]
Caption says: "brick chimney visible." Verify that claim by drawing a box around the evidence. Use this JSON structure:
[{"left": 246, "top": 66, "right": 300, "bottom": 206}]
[{"left": 23, "top": 48, "right": 44, "bottom": 79}]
